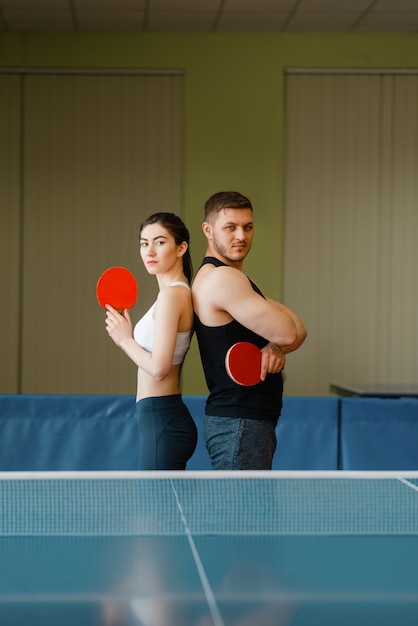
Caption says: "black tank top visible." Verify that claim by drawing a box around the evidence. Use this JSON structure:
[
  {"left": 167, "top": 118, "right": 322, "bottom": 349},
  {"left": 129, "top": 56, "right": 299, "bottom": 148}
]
[{"left": 194, "top": 257, "right": 283, "bottom": 420}]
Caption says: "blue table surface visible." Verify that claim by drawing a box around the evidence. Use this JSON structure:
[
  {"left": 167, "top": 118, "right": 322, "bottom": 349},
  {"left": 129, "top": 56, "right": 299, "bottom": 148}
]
[{"left": 0, "top": 472, "right": 417, "bottom": 626}]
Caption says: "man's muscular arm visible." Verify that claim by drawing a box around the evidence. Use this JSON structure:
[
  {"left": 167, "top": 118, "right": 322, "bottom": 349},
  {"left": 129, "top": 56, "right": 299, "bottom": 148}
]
[
  {"left": 207, "top": 266, "right": 300, "bottom": 348},
  {"left": 266, "top": 298, "right": 307, "bottom": 354}
]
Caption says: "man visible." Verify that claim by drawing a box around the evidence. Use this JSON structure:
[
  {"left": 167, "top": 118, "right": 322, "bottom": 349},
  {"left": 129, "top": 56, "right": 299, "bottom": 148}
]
[{"left": 192, "top": 191, "right": 307, "bottom": 470}]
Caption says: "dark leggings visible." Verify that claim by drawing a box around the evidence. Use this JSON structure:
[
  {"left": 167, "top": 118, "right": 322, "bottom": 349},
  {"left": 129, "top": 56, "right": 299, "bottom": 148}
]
[{"left": 135, "top": 394, "right": 197, "bottom": 470}]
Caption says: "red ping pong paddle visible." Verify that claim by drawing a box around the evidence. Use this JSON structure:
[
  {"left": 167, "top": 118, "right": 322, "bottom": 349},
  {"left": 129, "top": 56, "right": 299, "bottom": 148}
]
[
  {"left": 96, "top": 266, "right": 138, "bottom": 312},
  {"left": 225, "top": 342, "right": 262, "bottom": 386}
]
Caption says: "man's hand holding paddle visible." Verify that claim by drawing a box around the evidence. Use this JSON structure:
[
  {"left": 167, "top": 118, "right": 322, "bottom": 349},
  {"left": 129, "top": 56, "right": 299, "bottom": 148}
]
[
  {"left": 260, "top": 342, "right": 286, "bottom": 379},
  {"left": 225, "top": 341, "right": 286, "bottom": 386}
]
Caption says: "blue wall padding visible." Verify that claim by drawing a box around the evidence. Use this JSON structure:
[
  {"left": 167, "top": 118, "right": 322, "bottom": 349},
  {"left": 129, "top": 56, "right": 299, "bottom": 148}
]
[{"left": 0, "top": 394, "right": 417, "bottom": 471}]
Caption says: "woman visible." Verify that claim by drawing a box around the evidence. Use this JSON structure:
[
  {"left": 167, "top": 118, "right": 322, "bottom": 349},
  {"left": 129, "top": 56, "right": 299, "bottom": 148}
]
[{"left": 105, "top": 213, "right": 197, "bottom": 470}]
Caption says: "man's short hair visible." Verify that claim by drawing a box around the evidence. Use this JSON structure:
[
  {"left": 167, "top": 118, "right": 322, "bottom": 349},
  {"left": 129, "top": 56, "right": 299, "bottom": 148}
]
[{"left": 204, "top": 191, "right": 253, "bottom": 221}]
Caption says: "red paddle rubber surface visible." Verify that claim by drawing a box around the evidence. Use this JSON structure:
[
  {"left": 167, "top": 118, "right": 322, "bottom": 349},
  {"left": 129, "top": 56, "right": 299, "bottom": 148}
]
[
  {"left": 96, "top": 266, "right": 138, "bottom": 311},
  {"left": 225, "top": 342, "right": 262, "bottom": 386}
]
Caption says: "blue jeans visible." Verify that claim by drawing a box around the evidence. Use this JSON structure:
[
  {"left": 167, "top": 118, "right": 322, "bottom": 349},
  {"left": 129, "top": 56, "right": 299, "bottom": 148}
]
[{"left": 204, "top": 415, "right": 278, "bottom": 470}]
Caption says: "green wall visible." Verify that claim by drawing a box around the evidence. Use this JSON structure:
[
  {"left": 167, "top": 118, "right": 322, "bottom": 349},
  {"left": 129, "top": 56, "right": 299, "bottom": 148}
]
[{"left": 1, "top": 32, "right": 417, "bottom": 393}]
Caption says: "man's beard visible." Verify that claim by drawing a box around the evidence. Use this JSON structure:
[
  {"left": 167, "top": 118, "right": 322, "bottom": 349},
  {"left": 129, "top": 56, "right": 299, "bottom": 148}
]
[{"left": 211, "top": 236, "right": 250, "bottom": 264}]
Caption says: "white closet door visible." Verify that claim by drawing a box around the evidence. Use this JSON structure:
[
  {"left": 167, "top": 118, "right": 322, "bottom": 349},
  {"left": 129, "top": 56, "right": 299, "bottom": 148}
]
[
  {"left": 283, "top": 73, "right": 418, "bottom": 396},
  {"left": 2, "top": 73, "right": 183, "bottom": 394},
  {"left": 0, "top": 75, "right": 21, "bottom": 393}
]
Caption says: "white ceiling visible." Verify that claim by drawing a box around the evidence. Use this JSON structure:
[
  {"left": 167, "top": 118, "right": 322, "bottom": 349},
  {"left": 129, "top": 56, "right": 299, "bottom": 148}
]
[{"left": 0, "top": 0, "right": 417, "bottom": 34}]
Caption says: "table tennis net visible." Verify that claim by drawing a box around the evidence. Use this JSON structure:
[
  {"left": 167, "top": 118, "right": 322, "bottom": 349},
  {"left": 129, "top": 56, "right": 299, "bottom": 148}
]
[{"left": 1, "top": 471, "right": 417, "bottom": 537}]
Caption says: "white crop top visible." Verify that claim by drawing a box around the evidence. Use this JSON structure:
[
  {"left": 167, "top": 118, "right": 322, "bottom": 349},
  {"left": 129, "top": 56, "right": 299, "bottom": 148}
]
[{"left": 133, "top": 282, "right": 191, "bottom": 365}]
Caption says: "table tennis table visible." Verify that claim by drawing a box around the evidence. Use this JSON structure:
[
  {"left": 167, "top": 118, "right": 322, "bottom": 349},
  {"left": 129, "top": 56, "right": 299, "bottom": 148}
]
[
  {"left": 1, "top": 471, "right": 417, "bottom": 626},
  {"left": 330, "top": 382, "right": 418, "bottom": 398}
]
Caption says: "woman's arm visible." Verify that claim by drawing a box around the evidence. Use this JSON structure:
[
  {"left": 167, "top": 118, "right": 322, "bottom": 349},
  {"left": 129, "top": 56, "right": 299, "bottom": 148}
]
[{"left": 105, "top": 286, "right": 190, "bottom": 380}]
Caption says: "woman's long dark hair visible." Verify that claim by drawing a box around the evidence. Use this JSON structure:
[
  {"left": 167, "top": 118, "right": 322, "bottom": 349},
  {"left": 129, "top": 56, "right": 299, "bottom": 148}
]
[{"left": 139, "top": 212, "right": 193, "bottom": 283}]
